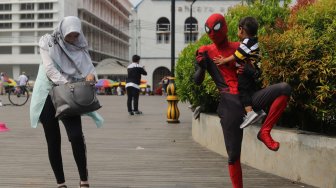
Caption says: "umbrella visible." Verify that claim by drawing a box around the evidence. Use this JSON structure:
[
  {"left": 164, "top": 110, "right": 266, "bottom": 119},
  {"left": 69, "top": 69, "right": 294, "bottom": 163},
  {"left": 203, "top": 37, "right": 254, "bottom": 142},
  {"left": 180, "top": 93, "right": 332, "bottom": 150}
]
[
  {"left": 111, "top": 81, "right": 126, "bottom": 87},
  {"left": 2, "top": 78, "right": 17, "bottom": 87},
  {"left": 95, "top": 79, "right": 113, "bottom": 88},
  {"left": 140, "top": 84, "right": 148, "bottom": 89}
]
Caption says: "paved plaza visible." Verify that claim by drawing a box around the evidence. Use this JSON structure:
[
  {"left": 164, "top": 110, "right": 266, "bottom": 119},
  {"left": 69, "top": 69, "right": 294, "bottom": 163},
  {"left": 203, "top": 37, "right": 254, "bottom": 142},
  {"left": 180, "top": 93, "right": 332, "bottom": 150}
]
[{"left": 0, "top": 95, "right": 314, "bottom": 188}]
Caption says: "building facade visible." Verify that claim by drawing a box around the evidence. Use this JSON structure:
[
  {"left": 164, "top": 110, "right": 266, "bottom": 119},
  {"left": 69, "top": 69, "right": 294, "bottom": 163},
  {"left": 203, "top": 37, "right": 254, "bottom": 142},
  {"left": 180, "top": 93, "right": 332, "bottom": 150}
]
[
  {"left": 131, "top": 0, "right": 242, "bottom": 92},
  {"left": 0, "top": 0, "right": 132, "bottom": 80}
]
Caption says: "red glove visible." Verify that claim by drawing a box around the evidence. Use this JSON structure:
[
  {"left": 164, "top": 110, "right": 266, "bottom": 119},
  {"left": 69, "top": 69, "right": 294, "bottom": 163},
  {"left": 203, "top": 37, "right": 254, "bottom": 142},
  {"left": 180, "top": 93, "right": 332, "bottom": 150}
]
[{"left": 196, "top": 47, "right": 209, "bottom": 69}]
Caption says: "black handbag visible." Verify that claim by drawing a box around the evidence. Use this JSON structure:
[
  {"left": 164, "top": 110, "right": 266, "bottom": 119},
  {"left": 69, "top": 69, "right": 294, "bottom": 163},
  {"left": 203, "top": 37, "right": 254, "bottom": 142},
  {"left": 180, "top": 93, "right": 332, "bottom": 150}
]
[{"left": 49, "top": 39, "right": 101, "bottom": 118}]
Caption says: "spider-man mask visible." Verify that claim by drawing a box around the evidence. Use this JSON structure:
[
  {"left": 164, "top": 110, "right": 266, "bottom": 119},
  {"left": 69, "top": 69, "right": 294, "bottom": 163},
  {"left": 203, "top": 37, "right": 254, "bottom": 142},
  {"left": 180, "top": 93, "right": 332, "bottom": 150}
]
[{"left": 205, "top": 14, "right": 228, "bottom": 46}]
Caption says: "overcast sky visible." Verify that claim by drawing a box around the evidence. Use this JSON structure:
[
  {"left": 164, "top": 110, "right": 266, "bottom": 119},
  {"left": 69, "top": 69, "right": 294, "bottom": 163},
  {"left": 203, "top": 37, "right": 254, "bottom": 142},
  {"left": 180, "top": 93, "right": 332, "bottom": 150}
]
[{"left": 129, "top": 0, "right": 142, "bottom": 7}]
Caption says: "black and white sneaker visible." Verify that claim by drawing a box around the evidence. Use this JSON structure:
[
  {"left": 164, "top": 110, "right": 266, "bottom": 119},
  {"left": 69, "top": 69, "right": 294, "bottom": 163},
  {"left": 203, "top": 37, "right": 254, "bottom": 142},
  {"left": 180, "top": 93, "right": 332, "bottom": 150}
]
[
  {"left": 240, "top": 111, "right": 258, "bottom": 129},
  {"left": 134, "top": 111, "right": 143, "bottom": 115},
  {"left": 250, "top": 110, "right": 267, "bottom": 125},
  {"left": 193, "top": 106, "right": 201, "bottom": 120}
]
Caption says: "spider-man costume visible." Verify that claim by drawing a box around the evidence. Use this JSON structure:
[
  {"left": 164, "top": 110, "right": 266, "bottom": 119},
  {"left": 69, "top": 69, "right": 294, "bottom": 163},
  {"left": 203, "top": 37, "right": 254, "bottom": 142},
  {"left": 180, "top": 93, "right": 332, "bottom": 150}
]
[{"left": 194, "top": 14, "right": 291, "bottom": 188}]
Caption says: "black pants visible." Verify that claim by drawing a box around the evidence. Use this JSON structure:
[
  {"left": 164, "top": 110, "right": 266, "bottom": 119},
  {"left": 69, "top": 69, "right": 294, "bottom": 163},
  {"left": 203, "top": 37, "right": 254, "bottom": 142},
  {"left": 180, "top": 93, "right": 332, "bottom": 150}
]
[
  {"left": 126, "top": 86, "right": 140, "bottom": 112},
  {"left": 39, "top": 95, "right": 88, "bottom": 184},
  {"left": 217, "top": 82, "right": 291, "bottom": 163},
  {"left": 237, "top": 73, "right": 256, "bottom": 108}
]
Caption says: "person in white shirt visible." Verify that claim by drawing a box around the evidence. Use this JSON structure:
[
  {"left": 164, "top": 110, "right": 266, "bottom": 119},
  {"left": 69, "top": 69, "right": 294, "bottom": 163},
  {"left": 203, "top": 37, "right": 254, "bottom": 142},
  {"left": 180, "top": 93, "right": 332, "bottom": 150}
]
[
  {"left": 17, "top": 72, "right": 28, "bottom": 86},
  {"left": 125, "top": 55, "right": 147, "bottom": 115}
]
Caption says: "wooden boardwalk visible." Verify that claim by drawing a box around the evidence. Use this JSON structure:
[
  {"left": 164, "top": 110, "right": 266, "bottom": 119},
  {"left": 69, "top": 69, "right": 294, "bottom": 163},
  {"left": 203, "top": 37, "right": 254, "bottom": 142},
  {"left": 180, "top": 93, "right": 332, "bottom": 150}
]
[{"left": 0, "top": 95, "right": 314, "bottom": 188}]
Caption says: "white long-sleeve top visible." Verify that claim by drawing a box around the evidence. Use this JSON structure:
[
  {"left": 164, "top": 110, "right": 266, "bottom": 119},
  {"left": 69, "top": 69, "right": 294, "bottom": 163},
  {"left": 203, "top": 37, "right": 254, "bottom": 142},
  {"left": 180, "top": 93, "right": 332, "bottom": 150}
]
[{"left": 40, "top": 48, "right": 69, "bottom": 85}]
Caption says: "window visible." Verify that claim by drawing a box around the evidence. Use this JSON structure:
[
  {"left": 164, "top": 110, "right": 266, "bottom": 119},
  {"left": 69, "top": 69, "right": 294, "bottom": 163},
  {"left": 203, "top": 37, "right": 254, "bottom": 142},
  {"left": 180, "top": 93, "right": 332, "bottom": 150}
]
[
  {"left": 20, "top": 22, "right": 34, "bottom": 28},
  {"left": 0, "top": 32, "right": 11, "bottom": 42},
  {"left": 20, "top": 32, "right": 35, "bottom": 43},
  {"left": 20, "top": 3, "right": 34, "bottom": 10},
  {"left": 0, "top": 4, "right": 11, "bottom": 11},
  {"left": 0, "top": 46, "right": 12, "bottom": 54},
  {"left": 38, "top": 31, "right": 51, "bottom": 37},
  {"left": 164, "top": 34, "right": 170, "bottom": 44},
  {"left": 38, "top": 22, "right": 53, "bottom": 28},
  {"left": 0, "top": 23, "right": 12, "bottom": 29},
  {"left": 156, "top": 17, "right": 170, "bottom": 44},
  {"left": 0, "top": 14, "right": 11, "bottom": 20},
  {"left": 20, "top": 46, "right": 35, "bottom": 54},
  {"left": 156, "top": 34, "right": 162, "bottom": 43},
  {"left": 38, "top": 3, "right": 53, "bottom": 10},
  {"left": 20, "top": 14, "right": 34, "bottom": 20},
  {"left": 38, "top": 13, "right": 53, "bottom": 19},
  {"left": 156, "top": 17, "right": 170, "bottom": 32},
  {"left": 184, "top": 17, "right": 198, "bottom": 43}
]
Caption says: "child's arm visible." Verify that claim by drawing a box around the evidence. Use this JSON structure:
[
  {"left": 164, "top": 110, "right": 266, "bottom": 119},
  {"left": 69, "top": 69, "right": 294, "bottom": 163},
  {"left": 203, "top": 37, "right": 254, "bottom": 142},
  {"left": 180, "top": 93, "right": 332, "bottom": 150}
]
[{"left": 213, "top": 55, "right": 235, "bottom": 66}]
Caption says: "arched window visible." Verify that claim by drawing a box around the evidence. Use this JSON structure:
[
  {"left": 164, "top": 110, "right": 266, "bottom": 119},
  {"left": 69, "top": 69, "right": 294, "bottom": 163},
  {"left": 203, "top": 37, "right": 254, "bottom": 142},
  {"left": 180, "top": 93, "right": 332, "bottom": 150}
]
[
  {"left": 184, "top": 17, "right": 198, "bottom": 43},
  {"left": 156, "top": 17, "right": 170, "bottom": 44}
]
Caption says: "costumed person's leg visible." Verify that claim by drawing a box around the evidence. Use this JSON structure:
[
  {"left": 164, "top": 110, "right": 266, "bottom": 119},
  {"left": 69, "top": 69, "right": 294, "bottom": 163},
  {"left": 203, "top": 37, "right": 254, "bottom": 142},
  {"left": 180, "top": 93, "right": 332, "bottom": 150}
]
[
  {"left": 252, "top": 82, "right": 291, "bottom": 151},
  {"left": 258, "top": 95, "right": 288, "bottom": 151},
  {"left": 218, "top": 93, "right": 245, "bottom": 188},
  {"left": 62, "top": 116, "right": 88, "bottom": 182},
  {"left": 40, "top": 95, "right": 65, "bottom": 184}
]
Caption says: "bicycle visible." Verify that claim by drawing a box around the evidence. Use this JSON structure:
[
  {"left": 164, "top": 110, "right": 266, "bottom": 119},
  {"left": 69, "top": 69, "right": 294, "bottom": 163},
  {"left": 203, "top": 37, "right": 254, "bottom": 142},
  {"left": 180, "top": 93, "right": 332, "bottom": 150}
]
[{"left": 3, "top": 85, "right": 29, "bottom": 106}]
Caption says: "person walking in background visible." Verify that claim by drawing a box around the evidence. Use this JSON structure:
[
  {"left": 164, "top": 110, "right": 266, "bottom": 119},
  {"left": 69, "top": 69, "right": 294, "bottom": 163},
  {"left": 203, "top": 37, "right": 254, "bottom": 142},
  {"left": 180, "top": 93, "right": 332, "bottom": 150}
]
[
  {"left": 126, "top": 55, "right": 147, "bottom": 115},
  {"left": 0, "top": 72, "right": 4, "bottom": 95},
  {"left": 30, "top": 16, "right": 104, "bottom": 188},
  {"left": 0, "top": 72, "right": 10, "bottom": 105},
  {"left": 0, "top": 72, "right": 5, "bottom": 107},
  {"left": 17, "top": 72, "right": 28, "bottom": 86},
  {"left": 17, "top": 72, "right": 29, "bottom": 95},
  {"left": 117, "top": 83, "right": 123, "bottom": 96},
  {"left": 161, "top": 76, "right": 169, "bottom": 96}
]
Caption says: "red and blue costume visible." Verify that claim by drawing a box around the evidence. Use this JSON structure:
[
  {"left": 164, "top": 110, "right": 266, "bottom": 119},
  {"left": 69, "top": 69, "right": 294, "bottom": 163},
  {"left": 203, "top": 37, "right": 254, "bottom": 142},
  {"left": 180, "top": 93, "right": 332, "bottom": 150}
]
[{"left": 194, "top": 14, "right": 291, "bottom": 188}]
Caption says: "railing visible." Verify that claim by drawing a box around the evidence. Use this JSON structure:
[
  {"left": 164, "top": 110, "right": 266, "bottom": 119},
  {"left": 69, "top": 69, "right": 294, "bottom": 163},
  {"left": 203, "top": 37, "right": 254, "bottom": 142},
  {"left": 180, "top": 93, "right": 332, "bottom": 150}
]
[
  {"left": 156, "top": 23, "right": 170, "bottom": 32},
  {"left": 184, "top": 23, "right": 198, "bottom": 32}
]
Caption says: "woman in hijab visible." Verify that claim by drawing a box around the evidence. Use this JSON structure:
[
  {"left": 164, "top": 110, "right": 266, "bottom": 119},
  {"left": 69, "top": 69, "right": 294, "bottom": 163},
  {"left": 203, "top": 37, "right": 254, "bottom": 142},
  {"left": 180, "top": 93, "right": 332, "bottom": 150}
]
[{"left": 30, "top": 16, "right": 103, "bottom": 188}]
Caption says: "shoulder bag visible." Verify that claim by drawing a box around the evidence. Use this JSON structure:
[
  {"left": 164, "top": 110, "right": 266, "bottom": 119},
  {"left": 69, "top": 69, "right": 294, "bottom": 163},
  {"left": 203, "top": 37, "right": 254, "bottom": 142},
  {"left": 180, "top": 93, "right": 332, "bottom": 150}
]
[{"left": 49, "top": 40, "right": 101, "bottom": 118}]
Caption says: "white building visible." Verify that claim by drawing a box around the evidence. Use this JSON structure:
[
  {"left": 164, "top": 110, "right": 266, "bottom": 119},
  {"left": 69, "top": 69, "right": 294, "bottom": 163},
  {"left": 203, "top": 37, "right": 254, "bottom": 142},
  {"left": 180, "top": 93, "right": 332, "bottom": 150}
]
[
  {"left": 131, "top": 0, "right": 242, "bottom": 92},
  {"left": 0, "top": 0, "right": 132, "bottom": 81}
]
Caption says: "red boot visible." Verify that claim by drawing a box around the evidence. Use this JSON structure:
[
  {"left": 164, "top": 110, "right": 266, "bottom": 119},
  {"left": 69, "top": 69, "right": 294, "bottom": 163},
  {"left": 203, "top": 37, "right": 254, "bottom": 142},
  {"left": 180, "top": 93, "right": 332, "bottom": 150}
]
[
  {"left": 258, "top": 95, "right": 288, "bottom": 151},
  {"left": 228, "top": 159, "right": 243, "bottom": 188}
]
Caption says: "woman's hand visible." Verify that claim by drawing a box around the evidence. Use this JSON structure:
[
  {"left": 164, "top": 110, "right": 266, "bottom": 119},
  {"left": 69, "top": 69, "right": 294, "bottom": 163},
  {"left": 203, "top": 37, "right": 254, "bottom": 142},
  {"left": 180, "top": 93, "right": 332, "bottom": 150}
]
[
  {"left": 213, "top": 55, "right": 224, "bottom": 66},
  {"left": 85, "top": 74, "right": 95, "bottom": 82}
]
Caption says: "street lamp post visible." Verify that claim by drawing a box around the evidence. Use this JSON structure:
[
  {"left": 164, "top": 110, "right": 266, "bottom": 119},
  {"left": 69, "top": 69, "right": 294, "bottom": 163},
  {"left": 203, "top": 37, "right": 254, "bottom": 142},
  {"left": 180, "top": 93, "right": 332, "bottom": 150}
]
[
  {"left": 166, "top": 0, "right": 179, "bottom": 123},
  {"left": 171, "top": 0, "right": 175, "bottom": 77},
  {"left": 189, "top": 0, "right": 197, "bottom": 44}
]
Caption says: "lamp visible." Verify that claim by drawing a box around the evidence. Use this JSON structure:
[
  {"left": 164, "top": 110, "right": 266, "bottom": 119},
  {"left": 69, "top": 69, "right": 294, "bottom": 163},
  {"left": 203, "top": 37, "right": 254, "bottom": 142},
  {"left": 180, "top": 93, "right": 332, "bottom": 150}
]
[{"left": 187, "top": 0, "right": 197, "bottom": 44}]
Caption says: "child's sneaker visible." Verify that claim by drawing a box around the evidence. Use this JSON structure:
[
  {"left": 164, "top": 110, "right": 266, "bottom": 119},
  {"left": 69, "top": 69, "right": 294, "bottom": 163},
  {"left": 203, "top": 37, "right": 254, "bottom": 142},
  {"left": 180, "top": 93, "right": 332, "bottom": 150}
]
[
  {"left": 240, "top": 111, "right": 258, "bottom": 129},
  {"left": 193, "top": 106, "right": 201, "bottom": 119},
  {"left": 250, "top": 110, "right": 267, "bottom": 124}
]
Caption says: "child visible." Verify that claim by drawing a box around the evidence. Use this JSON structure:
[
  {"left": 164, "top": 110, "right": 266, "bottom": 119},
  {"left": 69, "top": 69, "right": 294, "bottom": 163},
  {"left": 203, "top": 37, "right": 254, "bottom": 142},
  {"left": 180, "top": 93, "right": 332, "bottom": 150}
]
[{"left": 213, "top": 16, "right": 266, "bottom": 129}]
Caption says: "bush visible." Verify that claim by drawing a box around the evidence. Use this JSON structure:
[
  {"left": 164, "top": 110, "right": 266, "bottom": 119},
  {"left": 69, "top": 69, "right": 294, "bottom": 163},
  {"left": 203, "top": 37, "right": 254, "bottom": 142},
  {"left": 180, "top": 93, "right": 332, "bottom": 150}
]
[
  {"left": 226, "top": 0, "right": 290, "bottom": 41},
  {"left": 260, "top": 0, "right": 336, "bottom": 132},
  {"left": 175, "top": 35, "right": 219, "bottom": 112}
]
